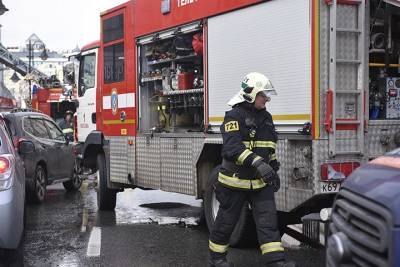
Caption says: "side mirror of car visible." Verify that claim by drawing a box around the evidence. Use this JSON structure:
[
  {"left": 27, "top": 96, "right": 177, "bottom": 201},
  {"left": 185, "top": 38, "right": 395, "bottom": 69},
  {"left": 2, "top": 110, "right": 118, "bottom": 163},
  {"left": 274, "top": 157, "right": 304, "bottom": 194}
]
[{"left": 19, "top": 140, "right": 35, "bottom": 154}]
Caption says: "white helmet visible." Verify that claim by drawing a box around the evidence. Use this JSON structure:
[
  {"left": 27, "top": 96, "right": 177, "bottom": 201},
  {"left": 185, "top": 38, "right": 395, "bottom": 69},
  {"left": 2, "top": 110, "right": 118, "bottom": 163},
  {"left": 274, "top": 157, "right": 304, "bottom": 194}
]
[{"left": 228, "top": 72, "right": 277, "bottom": 106}]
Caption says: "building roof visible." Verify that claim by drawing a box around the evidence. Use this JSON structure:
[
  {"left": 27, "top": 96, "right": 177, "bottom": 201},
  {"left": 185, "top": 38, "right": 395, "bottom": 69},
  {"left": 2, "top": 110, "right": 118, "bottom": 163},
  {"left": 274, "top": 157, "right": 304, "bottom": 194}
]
[{"left": 26, "top": 33, "right": 43, "bottom": 45}]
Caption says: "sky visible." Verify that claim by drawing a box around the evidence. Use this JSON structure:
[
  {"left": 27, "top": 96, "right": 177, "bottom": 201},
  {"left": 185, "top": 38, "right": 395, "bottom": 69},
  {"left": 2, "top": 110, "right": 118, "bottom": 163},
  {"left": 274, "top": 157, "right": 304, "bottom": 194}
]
[{"left": 0, "top": 0, "right": 127, "bottom": 51}]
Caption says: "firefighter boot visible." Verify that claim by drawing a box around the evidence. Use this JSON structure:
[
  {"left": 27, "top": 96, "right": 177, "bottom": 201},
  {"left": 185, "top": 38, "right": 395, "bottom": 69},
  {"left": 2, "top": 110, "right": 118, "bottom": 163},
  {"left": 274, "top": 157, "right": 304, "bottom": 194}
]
[
  {"left": 209, "top": 253, "right": 234, "bottom": 267},
  {"left": 267, "top": 260, "right": 297, "bottom": 267}
]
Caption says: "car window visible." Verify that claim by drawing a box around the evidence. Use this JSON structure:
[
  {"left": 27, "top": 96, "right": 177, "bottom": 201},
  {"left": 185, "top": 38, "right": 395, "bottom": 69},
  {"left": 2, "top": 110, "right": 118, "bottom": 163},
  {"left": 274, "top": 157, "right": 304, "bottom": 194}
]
[
  {"left": 23, "top": 118, "right": 35, "bottom": 136},
  {"left": 4, "top": 118, "right": 16, "bottom": 137},
  {"left": 0, "top": 121, "right": 15, "bottom": 153},
  {"left": 0, "top": 124, "right": 14, "bottom": 153},
  {"left": 30, "top": 118, "right": 50, "bottom": 139},
  {"left": 43, "top": 120, "right": 65, "bottom": 142}
]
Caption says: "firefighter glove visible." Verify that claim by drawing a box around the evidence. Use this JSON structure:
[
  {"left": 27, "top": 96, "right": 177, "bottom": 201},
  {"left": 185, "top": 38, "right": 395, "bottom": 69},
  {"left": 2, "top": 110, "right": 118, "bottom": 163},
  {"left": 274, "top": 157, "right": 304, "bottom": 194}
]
[
  {"left": 270, "top": 160, "right": 280, "bottom": 172},
  {"left": 252, "top": 159, "right": 276, "bottom": 183},
  {"left": 271, "top": 173, "right": 280, "bottom": 192}
]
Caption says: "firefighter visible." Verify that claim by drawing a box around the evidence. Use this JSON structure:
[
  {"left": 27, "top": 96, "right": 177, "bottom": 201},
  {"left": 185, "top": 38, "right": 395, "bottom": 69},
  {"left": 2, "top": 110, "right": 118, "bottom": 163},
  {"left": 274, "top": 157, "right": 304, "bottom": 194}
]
[
  {"left": 209, "top": 72, "right": 296, "bottom": 267},
  {"left": 59, "top": 110, "right": 74, "bottom": 141}
]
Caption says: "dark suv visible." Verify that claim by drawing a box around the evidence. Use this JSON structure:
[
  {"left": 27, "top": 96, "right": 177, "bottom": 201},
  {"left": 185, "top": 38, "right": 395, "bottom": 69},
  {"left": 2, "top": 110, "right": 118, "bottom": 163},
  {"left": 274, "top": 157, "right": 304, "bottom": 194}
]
[
  {"left": 2, "top": 110, "right": 81, "bottom": 203},
  {"left": 327, "top": 149, "right": 400, "bottom": 267}
]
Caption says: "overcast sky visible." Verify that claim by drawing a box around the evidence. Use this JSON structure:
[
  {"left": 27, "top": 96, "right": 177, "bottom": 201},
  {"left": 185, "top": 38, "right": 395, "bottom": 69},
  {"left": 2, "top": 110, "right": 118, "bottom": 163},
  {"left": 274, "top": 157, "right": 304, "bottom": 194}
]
[{"left": 0, "top": 0, "right": 127, "bottom": 51}]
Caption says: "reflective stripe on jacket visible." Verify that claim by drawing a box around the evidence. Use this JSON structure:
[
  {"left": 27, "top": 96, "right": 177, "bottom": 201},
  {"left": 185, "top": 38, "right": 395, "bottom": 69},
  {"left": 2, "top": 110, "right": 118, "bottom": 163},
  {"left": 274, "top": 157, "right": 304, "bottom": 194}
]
[
  {"left": 218, "top": 172, "right": 267, "bottom": 190},
  {"left": 62, "top": 128, "right": 74, "bottom": 134}
]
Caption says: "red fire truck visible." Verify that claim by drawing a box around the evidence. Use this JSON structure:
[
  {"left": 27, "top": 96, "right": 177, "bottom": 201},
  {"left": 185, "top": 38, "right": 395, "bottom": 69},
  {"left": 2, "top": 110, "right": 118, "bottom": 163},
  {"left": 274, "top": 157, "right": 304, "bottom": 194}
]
[
  {"left": 32, "top": 86, "right": 76, "bottom": 124},
  {"left": 76, "top": 0, "right": 400, "bottom": 245}
]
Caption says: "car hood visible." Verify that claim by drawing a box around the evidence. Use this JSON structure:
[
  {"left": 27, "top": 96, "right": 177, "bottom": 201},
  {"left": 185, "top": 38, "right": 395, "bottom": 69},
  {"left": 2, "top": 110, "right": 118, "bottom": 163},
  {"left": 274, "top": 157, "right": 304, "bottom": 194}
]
[{"left": 342, "top": 156, "right": 400, "bottom": 226}]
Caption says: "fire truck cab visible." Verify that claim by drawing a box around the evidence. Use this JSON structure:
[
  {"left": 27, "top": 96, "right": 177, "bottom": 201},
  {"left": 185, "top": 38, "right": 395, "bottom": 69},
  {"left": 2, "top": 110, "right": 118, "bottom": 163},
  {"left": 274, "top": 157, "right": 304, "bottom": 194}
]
[{"left": 77, "top": 0, "right": 400, "bottom": 245}]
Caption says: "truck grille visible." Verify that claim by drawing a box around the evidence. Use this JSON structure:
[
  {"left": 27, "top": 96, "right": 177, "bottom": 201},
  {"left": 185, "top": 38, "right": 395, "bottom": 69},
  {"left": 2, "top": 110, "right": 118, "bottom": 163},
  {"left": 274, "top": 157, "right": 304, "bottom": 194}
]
[{"left": 328, "top": 189, "right": 392, "bottom": 267}]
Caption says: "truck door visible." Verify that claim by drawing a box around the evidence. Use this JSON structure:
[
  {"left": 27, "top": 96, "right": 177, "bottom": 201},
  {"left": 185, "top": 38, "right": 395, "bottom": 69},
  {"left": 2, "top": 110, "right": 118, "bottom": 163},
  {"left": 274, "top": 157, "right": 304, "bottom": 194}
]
[
  {"left": 77, "top": 49, "right": 98, "bottom": 142},
  {"left": 101, "top": 11, "right": 127, "bottom": 135},
  {"left": 100, "top": 9, "right": 136, "bottom": 184}
]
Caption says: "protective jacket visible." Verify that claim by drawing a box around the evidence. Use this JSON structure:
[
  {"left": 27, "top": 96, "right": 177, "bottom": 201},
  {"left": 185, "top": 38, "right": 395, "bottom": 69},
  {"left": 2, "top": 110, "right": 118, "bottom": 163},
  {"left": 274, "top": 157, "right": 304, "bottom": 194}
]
[
  {"left": 59, "top": 120, "right": 74, "bottom": 140},
  {"left": 219, "top": 102, "right": 279, "bottom": 190}
]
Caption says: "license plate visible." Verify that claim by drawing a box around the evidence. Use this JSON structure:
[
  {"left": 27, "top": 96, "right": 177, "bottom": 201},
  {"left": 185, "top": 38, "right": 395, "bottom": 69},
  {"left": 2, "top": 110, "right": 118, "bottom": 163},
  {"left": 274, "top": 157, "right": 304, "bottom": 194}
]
[{"left": 320, "top": 181, "right": 341, "bottom": 193}]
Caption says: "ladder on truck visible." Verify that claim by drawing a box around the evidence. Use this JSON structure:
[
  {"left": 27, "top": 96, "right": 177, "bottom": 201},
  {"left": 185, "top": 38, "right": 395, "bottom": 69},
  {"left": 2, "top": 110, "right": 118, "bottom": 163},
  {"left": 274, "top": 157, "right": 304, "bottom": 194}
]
[
  {"left": 326, "top": 0, "right": 366, "bottom": 157},
  {"left": 0, "top": 43, "right": 48, "bottom": 79}
]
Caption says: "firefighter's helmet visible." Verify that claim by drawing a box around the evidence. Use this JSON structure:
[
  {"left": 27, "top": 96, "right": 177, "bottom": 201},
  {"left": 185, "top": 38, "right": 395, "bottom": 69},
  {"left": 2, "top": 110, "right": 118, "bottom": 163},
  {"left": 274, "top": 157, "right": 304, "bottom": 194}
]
[
  {"left": 228, "top": 72, "right": 277, "bottom": 106},
  {"left": 65, "top": 110, "right": 73, "bottom": 117}
]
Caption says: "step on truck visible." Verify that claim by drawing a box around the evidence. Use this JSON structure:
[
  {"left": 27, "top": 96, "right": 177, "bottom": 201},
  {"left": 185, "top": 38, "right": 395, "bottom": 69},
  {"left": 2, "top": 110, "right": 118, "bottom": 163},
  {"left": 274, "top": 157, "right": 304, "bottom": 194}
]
[{"left": 75, "top": 0, "right": 400, "bottom": 245}]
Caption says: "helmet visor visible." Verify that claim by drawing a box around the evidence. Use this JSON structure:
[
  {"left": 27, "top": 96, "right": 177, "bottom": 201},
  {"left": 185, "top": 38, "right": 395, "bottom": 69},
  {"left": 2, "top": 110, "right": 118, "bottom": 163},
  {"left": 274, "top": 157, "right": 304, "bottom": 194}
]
[{"left": 258, "top": 88, "right": 277, "bottom": 98}]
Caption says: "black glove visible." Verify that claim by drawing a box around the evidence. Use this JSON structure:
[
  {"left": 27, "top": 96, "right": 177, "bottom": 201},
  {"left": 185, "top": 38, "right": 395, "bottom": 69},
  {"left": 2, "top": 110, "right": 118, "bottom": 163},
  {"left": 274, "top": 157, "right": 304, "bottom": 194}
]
[
  {"left": 252, "top": 160, "right": 276, "bottom": 183},
  {"left": 270, "top": 160, "right": 280, "bottom": 172},
  {"left": 271, "top": 173, "right": 280, "bottom": 192}
]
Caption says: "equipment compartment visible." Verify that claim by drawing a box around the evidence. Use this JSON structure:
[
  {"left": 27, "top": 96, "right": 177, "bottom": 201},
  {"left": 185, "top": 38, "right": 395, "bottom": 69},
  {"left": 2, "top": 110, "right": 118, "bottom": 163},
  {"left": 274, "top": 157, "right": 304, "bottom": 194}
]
[
  {"left": 369, "top": 0, "right": 400, "bottom": 120},
  {"left": 137, "top": 23, "right": 204, "bottom": 133}
]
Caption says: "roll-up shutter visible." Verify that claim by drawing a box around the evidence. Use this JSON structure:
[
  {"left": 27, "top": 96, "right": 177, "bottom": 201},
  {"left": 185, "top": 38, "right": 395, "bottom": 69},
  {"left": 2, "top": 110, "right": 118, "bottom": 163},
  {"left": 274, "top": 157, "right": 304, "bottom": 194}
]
[{"left": 207, "top": 0, "right": 311, "bottom": 132}]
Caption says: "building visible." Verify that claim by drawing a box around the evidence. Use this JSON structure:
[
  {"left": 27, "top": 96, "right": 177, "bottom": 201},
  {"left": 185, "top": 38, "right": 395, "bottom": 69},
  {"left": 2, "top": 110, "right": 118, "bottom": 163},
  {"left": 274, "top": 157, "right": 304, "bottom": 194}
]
[{"left": 3, "top": 34, "right": 71, "bottom": 107}]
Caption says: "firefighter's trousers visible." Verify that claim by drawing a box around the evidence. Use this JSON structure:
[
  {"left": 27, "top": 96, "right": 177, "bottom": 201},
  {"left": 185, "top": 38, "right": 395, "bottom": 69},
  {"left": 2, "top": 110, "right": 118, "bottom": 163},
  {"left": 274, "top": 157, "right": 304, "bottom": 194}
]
[{"left": 209, "top": 183, "right": 285, "bottom": 264}]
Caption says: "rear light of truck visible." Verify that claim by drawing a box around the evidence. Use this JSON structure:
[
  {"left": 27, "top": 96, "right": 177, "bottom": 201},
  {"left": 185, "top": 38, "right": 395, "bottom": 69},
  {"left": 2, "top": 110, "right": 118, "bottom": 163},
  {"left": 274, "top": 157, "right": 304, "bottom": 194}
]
[{"left": 320, "top": 162, "right": 360, "bottom": 181}]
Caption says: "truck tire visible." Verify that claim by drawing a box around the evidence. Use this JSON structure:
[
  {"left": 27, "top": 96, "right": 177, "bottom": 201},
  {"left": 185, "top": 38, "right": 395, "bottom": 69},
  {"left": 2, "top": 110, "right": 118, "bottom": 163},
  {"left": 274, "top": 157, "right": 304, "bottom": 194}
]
[
  {"left": 96, "top": 153, "right": 117, "bottom": 210},
  {"left": 63, "top": 161, "right": 82, "bottom": 191},
  {"left": 204, "top": 165, "right": 257, "bottom": 247},
  {"left": 27, "top": 165, "right": 47, "bottom": 204}
]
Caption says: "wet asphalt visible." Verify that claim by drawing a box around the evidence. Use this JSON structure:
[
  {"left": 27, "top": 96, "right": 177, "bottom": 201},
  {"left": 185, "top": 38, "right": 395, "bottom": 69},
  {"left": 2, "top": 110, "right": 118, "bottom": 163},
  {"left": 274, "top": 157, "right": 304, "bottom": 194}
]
[{"left": 0, "top": 179, "right": 325, "bottom": 267}]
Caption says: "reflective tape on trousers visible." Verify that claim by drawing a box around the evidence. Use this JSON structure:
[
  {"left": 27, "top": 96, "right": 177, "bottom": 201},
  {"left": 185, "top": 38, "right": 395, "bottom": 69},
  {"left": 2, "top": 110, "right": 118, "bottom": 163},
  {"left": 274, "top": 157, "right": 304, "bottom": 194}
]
[
  {"left": 260, "top": 242, "right": 284, "bottom": 255},
  {"left": 209, "top": 240, "right": 229, "bottom": 253}
]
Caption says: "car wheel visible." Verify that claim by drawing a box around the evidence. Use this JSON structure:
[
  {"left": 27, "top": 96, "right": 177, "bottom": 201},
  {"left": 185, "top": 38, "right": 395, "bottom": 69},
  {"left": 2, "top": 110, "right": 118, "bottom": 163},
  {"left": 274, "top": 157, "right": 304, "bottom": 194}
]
[
  {"left": 63, "top": 161, "right": 82, "bottom": 191},
  {"left": 28, "top": 165, "right": 47, "bottom": 204},
  {"left": 204, "top": 165, "right": 257, "bottom": 247},
  {"left": 96, "top": 153, "right": 117, "bottom": 210}
]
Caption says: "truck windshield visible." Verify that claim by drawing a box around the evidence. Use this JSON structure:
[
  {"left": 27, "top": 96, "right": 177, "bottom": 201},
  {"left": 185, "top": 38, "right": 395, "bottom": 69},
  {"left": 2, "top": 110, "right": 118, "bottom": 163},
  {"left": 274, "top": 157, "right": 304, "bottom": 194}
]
[{"left": 79, "top": 53, "right": 96, "bottom": 97}]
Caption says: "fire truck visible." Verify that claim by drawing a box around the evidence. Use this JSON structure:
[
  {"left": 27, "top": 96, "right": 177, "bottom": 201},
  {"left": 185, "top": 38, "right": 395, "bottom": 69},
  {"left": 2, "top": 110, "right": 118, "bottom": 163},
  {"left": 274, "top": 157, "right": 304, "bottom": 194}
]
[
  {"left": 76, "top": 0, "right": 400, "bottom": 245},
  {"left": 32, "top": 85, "right": 76, "bottom": 124},
  {"left": 32, "top": 60, "right": 78, "bottom": 124}
]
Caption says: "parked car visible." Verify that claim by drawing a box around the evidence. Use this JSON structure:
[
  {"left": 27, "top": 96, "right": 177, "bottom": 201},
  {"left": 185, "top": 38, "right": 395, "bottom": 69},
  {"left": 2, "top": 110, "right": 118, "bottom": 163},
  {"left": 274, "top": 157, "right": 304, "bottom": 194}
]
[
  {"left": 327, "top": 148, "right": 400, "bottom": 267},
  {"left": 2, "top": 110, "right": 81, "bottom": 203},
  {"left": 0, "top": 114, "right": 26, "bottom": 258}
]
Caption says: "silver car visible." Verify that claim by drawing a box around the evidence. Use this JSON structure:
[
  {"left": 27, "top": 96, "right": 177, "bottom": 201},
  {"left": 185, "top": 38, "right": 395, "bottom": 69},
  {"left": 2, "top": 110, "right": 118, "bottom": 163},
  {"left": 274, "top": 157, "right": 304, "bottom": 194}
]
[{"left": 0, "top": 116, "right": 26, "bottom": 259}]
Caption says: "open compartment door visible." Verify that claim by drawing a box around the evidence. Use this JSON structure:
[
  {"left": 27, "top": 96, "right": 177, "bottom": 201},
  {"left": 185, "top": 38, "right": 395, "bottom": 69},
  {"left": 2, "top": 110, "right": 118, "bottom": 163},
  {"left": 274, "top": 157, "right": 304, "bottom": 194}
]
[{"left": 384, "top": 0, "right": 400, "bottom": 8}]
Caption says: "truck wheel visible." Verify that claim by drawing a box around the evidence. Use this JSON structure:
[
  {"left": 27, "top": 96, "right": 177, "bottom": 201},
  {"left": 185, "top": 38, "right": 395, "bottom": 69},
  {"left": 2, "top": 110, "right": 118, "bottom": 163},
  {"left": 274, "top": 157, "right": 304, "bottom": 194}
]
[
  {"left": 204, "top": 165, "right": 257, "bottom": 247},
  {"left": 63, "top": 161, "right": 82, "bottom": 191},
  {"left": 27, "top": 165, "right": 47, "bottom": 204},
  {"left": 96, "top": 153, "right": 117, "bottom": 210}
]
